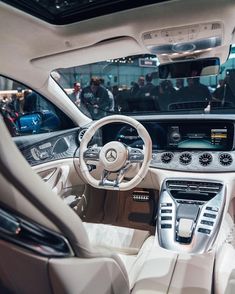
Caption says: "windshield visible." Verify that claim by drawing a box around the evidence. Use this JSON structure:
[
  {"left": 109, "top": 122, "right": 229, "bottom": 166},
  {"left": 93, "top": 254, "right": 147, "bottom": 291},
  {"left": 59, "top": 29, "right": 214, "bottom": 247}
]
[{"left": 54, "top": 51, "right": 235, "bottom": 119}]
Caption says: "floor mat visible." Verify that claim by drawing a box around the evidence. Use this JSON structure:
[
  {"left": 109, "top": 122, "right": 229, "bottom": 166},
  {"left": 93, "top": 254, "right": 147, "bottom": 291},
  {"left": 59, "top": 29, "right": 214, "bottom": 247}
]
[{"left": 82, "top": 185, "right": 158, "bottom": 233}]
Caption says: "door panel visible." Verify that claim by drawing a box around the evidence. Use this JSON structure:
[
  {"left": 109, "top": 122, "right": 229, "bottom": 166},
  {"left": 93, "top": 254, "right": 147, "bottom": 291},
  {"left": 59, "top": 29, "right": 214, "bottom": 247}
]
[{"left": 14, "top": 128, "right": 86, "bottom": 214}]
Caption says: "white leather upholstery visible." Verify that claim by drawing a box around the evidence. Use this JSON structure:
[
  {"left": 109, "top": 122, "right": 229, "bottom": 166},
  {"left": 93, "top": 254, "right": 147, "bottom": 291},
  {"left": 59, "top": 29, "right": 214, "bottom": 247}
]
[
  {"left": 0, "top": 116, "right": 130, "bottom": 293},
  {"left": 215, "top": 213, "right": 235, "bottom": 294},
  {"left": 83, "top": 222, "right": 150, "bottom": 254}
]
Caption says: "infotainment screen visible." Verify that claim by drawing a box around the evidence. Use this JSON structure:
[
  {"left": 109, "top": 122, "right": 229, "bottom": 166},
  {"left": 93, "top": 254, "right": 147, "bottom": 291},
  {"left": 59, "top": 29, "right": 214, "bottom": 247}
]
[
  {"left": 102, "top": 121, "right": 234, "bottom": 151},
  {"left": 167, "top": 123, "right": 233, "bottom": 150}
]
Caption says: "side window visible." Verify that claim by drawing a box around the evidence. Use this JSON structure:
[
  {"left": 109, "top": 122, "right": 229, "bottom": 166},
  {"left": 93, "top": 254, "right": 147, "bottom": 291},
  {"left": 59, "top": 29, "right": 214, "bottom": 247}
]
[{"left": 0, "top": 76, "right": 75, "bottom": 136}]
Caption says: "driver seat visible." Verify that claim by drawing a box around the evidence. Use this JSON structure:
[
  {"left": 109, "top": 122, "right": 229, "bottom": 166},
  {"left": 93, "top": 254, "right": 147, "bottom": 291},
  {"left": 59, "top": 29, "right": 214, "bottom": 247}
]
[{"left": 0, "top": 116, "right": 146, "bottom": 294}]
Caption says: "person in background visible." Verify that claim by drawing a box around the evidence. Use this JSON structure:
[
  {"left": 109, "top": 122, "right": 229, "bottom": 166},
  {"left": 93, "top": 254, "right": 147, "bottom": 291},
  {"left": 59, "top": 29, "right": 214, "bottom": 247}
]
[
  {"left": 23, "top": 90, "right": 38, "bottom": 113},
  {"left": 175, "top": 78, "right": 184, "bottom": 91},
  {"left": 80, "top": 77, "right": 110, "bottom": 119},
  {"left": 138, "top": 73, "right": 155, "bottom": 97},
  {"left": 157, "top": 80, "right": 176, "bottom": 111},
  {"left": 213, "top": 71, "right": 235, "bottom": 106},
  {"left": 135, "top": 73, "right": 160, "bottom": 111},
  {"left": 177, "top": 77, "right": 211, "bottom": 102},
  {"left": 15, "top": 88, "right": 25, "bottom": 114},
  {"left": 70, "top": 82, "right": 82, "bottom": 106},
  {"left": 138, "top": 76, "right": 145, "bottom": 88},
  {"left": 99, "top": 78, "right": 114, "bottom": 111}
]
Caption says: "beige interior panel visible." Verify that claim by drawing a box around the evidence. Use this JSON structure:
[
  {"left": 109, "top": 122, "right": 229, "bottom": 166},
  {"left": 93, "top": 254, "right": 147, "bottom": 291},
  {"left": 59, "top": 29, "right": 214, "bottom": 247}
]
[
  {"left": 131, "top": 237, "right": 177, "bottom": 293},
  {"left": 214, "top": 214, "right": 235, "bottom": 294},
  {"left": 0, "top": 172, "right": 60, "bottom": 233},
  {"left": 34, "top": 158, "right": 85, "bottom": 197},
  {"left": 49, "top": 257, "right": 129, "bottom": 294},
  {"left": 0, "top": 240, "right": 51, "bottom": 294},
  {"left": 168, "top": 251, "right": 215, "bottom": 294}
]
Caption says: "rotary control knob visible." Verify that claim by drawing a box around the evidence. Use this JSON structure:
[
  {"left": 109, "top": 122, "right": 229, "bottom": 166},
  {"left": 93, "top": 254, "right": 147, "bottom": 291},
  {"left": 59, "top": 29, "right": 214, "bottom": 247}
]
[{"left": 170, "top": 131, "right": 181, "bottom": 142}]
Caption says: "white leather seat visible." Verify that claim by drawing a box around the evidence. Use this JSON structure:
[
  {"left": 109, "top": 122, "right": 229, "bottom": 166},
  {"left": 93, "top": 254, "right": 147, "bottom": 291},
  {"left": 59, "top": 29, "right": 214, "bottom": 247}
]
[{"left": 83, "top": 222, "right": 151, "bottom": 254}]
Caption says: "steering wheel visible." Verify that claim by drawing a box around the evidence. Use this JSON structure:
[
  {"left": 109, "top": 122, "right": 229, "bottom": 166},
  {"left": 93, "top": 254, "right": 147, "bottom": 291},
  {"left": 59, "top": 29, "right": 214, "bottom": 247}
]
[{"left": 79, "top": 115, "right": 152, "bottom": 191}]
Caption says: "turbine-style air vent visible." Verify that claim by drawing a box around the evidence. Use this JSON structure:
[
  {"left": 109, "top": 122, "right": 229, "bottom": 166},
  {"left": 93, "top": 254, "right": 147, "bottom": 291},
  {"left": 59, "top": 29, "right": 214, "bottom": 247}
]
[
  {"left": 179, "top": 152, "right": 192, "bottom": 165},
  {"left": 199, "top": 153, "right": 212, "bottom": 166},
  {"left": 161, "top": 152, "right": 174, "bottom": 164},
  {"left": 78, "top": 128, "right": 88, "bottom": 142},
  {"left": 219, "top": 153, "right": 233, "bottom": 166}
]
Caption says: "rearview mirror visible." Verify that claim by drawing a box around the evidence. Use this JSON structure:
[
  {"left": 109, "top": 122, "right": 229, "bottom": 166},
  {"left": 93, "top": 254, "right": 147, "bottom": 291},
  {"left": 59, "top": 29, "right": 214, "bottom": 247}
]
[{"left": 158, "top": 58, "right": 220, "bottom": 79}]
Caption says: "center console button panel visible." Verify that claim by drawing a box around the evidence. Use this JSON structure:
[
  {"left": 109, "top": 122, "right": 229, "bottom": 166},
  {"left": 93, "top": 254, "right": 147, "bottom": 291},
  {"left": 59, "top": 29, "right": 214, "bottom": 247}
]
[{"left": 157, "top": 178, "right": 225, "bottom": 254}]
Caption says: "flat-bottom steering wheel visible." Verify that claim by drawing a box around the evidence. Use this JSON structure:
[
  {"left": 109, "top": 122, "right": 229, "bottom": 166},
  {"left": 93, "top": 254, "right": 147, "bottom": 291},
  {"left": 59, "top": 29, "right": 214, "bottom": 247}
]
[{"left": 79, "top": 115, "right": 152, "bottom": 191}]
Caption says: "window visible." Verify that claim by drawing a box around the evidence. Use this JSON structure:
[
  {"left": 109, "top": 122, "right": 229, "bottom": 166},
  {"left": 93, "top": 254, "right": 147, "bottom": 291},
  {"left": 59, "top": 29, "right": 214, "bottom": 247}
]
[
  {"left": 0, "top": 76, "right": 75, "bottom": 136},
  {"left": 55, "top": 51, "right": 235, "bottom": 119}
]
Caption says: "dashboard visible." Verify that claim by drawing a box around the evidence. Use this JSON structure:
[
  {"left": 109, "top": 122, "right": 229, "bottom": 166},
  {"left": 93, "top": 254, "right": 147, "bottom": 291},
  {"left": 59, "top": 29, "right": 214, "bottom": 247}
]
[
  {"left": 102, "top": 119, "right": 235, "bottom": 172},
  {"left": 15, "top": 118, "right": 235, "bottom": 173}
]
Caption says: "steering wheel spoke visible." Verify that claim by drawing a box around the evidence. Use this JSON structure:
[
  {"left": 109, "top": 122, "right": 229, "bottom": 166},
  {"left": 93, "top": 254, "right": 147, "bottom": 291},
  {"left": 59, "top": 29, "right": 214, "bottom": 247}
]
[
  {"left": 128, "top": 147, "right": 144, "bottom": 163},
  {"left": 83, "top": 146, "right": 101, "bottom": 162},
  {"left": 99, "top": 165, "right": 131, "bottom": 189}
]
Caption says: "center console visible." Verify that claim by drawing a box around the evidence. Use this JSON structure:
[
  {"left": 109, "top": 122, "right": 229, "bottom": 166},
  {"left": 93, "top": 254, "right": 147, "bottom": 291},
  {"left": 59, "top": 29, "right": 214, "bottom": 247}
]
[{"left": 157, "top": 179, "right": 226, "bottom": 254}]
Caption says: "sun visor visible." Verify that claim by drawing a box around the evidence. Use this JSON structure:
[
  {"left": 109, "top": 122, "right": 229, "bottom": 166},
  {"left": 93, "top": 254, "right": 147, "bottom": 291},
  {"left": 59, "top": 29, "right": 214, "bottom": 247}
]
[{"left": 31, "top": 37, "right": 142, "bottom": 70}]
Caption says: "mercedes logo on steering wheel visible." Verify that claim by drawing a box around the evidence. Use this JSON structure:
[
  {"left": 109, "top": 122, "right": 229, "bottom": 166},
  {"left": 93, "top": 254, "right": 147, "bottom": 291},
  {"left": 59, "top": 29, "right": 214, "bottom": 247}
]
[{"left": 105, "top": 149, "right": 117, "bottom": 162}]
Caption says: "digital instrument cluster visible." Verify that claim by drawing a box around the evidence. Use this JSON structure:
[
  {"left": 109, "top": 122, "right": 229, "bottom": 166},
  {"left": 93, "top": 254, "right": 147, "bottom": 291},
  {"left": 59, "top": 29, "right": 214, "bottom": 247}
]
[{"left": 102, "top": 121, "right": 234, "bottom": 151}]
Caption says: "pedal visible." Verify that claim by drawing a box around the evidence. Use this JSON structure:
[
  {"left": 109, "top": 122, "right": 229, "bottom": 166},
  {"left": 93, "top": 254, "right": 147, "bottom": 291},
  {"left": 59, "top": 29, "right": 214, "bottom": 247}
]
[{"left": 132, "top": 191, "right": 150, "bottom": 202}]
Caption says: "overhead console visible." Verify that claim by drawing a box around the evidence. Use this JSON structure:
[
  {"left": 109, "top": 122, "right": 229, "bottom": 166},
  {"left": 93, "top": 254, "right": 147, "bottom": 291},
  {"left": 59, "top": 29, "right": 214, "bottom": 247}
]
[
  {"left": 141, "top": 22, "right": 228, "bottom": 65},
  {"left": 157, "top": 179, "right": 226, "bottom": 254}
]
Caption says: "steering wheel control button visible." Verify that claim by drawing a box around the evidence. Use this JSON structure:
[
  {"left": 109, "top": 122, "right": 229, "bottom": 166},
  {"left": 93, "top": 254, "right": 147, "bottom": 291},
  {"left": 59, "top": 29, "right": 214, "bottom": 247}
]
[
  {"left": 84, "top": 148, "right": 100, "bottom": 160},
  {"left": 198, "top": 228, "right": 211, "bottom": 235}
]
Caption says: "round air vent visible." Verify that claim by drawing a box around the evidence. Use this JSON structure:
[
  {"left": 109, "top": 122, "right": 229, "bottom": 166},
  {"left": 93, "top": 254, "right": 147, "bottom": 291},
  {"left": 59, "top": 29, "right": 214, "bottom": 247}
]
[
  {"left": 161, "top": 152, "right": 174, "bottom": 164},
  {"left": 199, "top": 153, "right": 212, "bottom": 166},
  {"left": 78, "top": 128, "right": 88, "bottom": 142},
  {"left": 219, "top": 153, "right": 233, "bottom": 166},
  {"left": 179, "top": 152, "right": 192, "bottom": 165}
]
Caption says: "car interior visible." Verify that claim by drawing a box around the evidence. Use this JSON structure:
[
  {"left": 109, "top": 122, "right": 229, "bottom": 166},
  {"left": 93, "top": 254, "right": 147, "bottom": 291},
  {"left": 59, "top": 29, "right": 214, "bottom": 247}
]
[{"left": 1, "top": 0, "right": 235, "bottom": 293}]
